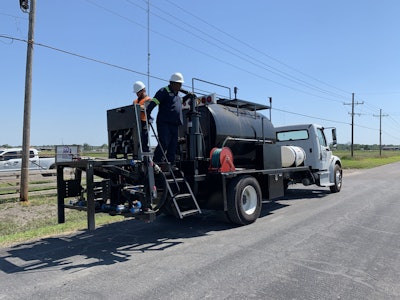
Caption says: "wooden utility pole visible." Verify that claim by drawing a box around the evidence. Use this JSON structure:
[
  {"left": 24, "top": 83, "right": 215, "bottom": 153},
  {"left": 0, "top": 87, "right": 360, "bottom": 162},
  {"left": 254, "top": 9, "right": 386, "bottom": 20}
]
[
  {"left": 351, "top": 93, "right": 355, "bottom": 157},
  {"left": 373, "top": 109, "right": 389, "bottom": 156},
  {"left": 20, "top": 0, "right": 36, "bottom": 202},
  {"left": 344, "top": 93, "right": 363, "bottom": 157}
]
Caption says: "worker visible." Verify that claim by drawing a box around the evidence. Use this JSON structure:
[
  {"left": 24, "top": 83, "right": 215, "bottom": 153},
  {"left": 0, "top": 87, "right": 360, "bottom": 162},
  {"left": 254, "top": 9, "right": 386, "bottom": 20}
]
[
  {"left": 133, "top": 81, "right": 151, "bottom": 152},
  {"left": 146, "top": 72, "right": 191, "bottom": 165}
]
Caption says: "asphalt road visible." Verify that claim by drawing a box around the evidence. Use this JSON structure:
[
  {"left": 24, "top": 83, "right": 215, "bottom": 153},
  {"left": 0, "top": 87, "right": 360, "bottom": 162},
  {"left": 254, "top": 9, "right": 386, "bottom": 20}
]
[{"left": 1, "top": 163, "right": 399, "bottom": 300}]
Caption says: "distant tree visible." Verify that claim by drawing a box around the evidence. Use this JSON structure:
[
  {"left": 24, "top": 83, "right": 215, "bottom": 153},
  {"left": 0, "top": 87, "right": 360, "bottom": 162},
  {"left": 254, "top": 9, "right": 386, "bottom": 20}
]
[
  {"left": 83, "top": 143, "right": 92, "bottom": 151},
  {"left": 335, "top": 144, "right": 350, "bottom": 151}
]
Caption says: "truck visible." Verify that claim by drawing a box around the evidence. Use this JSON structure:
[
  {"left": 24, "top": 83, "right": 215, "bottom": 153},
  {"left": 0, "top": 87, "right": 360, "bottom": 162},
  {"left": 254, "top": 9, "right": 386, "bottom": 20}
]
[
  {"left": 56, "top": 79, "right": 342, "bottom": 229},
  {"left": 275, "top": 124, "right": 342, "bottom": 193},
  {"left": 0, "top": 148, "right": 56, "bottom": 172}
]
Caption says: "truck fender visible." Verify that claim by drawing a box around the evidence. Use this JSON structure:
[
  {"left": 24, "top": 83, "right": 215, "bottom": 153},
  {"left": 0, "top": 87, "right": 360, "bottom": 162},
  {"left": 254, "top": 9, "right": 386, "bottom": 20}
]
[{"left": 328, "top": 156, "right": 342, "bottom": 193}]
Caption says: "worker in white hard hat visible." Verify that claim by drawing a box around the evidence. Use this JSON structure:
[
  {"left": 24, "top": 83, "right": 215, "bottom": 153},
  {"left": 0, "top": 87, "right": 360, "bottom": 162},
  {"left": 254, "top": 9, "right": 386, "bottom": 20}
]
[
  {"left": 133, "top": 81, "right": 151, "bottom": 152},
  {"left": 146, "top": 72, "right": 191, "bottom": 166}
]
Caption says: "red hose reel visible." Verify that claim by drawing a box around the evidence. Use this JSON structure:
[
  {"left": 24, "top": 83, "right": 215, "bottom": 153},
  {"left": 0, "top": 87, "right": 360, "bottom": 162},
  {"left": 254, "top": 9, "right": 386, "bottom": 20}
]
[{"left": 209, "top": 147, "right": 236, "bottom": 172}]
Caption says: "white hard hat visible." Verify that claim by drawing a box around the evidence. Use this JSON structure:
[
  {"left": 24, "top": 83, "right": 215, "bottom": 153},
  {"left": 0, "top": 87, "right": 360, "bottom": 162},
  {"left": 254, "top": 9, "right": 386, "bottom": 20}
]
[
  {"left": 133, "top": 81, "right": 146, "bottom": 93},
  {"left": 169, "top": 72, "right": 184, "bottom": 83}
]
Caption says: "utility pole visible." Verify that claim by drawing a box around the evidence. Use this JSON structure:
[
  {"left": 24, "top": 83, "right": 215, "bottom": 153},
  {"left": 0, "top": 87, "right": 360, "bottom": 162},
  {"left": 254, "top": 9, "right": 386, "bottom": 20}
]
[
  {"left": 20, "top": 0, "right": 35, "bottom": 202},
  {"left": 373, "top": 109, "right": 389, "bottom": 156},
  {"left": 344, "top": 93, "right": 364, "bottom": 157},
  {"left": 268, "top": 97, "right": 272, "bottom": 121},
  {"left": 350, "top": 93, "right": 355, "bottom": 157}
]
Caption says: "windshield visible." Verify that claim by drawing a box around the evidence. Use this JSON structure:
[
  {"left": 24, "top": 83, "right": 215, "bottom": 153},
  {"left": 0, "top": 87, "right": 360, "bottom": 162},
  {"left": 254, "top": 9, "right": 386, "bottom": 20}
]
[{"left": 276, "top": 129, "right": 309, "bottom": 141}]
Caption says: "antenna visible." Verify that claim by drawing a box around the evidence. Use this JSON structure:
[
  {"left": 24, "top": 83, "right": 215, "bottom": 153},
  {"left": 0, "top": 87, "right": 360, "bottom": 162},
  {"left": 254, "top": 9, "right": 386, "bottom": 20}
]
[{"left": 147, "top": 0, "right": 150, "bottom": 94}]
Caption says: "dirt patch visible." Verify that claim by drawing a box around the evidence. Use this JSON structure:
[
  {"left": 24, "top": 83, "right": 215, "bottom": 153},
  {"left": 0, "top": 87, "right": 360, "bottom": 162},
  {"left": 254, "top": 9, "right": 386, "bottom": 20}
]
[{"left": 0, "top": 199, "right": 57, "bottom": 230}]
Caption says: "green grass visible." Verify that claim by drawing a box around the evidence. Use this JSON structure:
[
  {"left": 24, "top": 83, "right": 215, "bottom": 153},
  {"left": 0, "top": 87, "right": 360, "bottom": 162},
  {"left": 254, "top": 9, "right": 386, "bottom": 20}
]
[
  {"left": 0, "top": 214, "right": 125, "bottom": 247},
  {"left": 82, "top": 151, "right": 108, "bottom": 158},
  {"left": 334, "top": 150, "right": 400, "bottom": 169},
  {"left": 0, "top": 196, "right": 125, "bottom": 247}
]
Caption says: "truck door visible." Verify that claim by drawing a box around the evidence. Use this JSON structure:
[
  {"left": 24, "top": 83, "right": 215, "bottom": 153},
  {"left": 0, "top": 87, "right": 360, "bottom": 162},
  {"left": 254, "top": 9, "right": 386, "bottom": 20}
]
[
  {"left": 28, "top": 150, "right": 40, "bottom": 170},
  {"left": 0, "top": 150, "right": 22, "bottom": 171},
  {"left": 316, "top": 128, "right": 332, "bottom": 170}
]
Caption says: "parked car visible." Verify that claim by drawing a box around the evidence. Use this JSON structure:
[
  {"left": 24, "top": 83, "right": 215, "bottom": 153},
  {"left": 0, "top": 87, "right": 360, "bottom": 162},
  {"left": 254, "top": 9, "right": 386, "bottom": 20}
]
[{"left": 0, "top": 148, "right": 56, "bottom": 172}]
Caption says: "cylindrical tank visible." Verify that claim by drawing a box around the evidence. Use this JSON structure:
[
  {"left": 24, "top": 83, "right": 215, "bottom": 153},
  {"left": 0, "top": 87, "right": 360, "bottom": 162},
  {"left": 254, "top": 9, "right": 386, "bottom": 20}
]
[
  {"left": 281, "top": 146, "right": 306, "bottom": 167},
  {"left": 200, "top": 104, "right": 275, "bottom": 149}
]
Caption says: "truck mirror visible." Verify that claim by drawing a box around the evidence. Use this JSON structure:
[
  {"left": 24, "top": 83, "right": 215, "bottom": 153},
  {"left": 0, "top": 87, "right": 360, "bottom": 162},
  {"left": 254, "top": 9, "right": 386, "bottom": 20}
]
[{"left": 332, "top": 128, "right": 337, "bottom": 146}]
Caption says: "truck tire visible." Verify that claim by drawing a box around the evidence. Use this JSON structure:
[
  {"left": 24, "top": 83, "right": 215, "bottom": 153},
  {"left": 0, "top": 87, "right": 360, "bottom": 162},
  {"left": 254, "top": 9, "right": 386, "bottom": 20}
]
[
  {"left": 152, "top": 172, "right": 168, "bottom": 213},
  {"left": 329, "top": 164, "right": 342, "bottom": 193},
  {"left": 41, "top": 164, "right": 56, "bottom": 177},
  {"left": 226, "top": 175, "right": 262, "bottom": 225}
]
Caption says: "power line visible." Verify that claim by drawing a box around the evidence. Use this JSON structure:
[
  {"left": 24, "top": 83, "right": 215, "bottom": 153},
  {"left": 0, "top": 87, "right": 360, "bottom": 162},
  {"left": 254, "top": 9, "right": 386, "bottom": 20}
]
[
  {"left": 0, "top": 33, "right": 218, "bottom": 95},
  {"left": 2, "top": 34, "right": 398, "bottom": 144},
  {"left": 85, "top": 0, "right": 146, "bottom": 29},
  {"left": 273, "top": 107, "right": 350, "bottom": 125},
  {"left": 388, "top": 115, "right": 400, "bottom": 127},
  {"left": 164, "top": 0, "right": 352, "bottom": 97},
  {"left": 135, "top": 0, "right": 349, "bottom": 101},
  {"left": 380, "top": 129, "right": 400, "bottom": 143},
  {"left": 0, "top": 34, "right": 159, "bottom": 80},
  {"left": 360, "top": 101, "right": 400, "bottom": 142},
  {"left": 273, "top": 107, "right": 382, "bottom": 133},
  {"left": 6, "top": 1, "right": 400, "bottom": 108},
  {"left": 0, "top": 12, "right": 28, "bottom": 19},
  {"left": 87, "top": 1, "right": 349, "bottom": 104},
  {"left": 0, "top": 34, "right": 382, "bottom": 127}
]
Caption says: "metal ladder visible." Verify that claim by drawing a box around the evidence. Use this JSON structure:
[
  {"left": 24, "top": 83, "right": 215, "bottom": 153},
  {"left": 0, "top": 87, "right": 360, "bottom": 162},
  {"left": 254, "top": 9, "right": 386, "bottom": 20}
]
[
  {"left": 147, "top": 121, "right": 201, "bottom": 218},
  {"left": 163, "top": 166, "right": 201, "bottom": 218}
]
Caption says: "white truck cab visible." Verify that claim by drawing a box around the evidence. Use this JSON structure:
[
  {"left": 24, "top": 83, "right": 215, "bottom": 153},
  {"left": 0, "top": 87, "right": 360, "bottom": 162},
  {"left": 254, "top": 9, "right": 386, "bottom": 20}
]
[
  {"left": 0, "top": 148, "right": 55, "bottom": 172},
  {"left": 275, "top": 124, "right": 342, "bottom": 193}
]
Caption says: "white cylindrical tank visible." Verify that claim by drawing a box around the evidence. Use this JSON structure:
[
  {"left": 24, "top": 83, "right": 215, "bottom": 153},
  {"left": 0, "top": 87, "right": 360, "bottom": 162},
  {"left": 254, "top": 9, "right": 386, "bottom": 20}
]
[{"left": 281, "top": 146, "right": 306, "bottom": 167}]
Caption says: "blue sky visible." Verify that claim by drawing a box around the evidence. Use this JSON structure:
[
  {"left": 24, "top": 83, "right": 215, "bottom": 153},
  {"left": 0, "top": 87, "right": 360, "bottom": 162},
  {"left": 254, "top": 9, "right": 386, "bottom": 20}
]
[{"left": 1, "top": 0, "right": 400, "bottom": 147}]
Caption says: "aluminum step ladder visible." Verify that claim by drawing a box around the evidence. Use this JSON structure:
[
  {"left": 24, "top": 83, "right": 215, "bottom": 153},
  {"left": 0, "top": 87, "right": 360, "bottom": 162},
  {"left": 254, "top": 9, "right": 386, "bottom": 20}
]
[{"left": 163, "top": 165, "right": 201, "bottom": 218}]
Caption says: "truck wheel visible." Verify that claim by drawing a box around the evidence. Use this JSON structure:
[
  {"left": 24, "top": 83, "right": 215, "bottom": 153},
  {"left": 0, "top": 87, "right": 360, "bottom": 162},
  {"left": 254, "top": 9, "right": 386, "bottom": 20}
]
[
  {"left": 227, "top": 175, "right": 262, "bottom": 225},
  {"left": 42, "top": 164, "right": 56, "bottom": 177},
  {"left": 329, "top": 164, "right": 342, "bottom": 193},
  {"left": 152, "top": 172, "right": 168, "bottom": 213}
]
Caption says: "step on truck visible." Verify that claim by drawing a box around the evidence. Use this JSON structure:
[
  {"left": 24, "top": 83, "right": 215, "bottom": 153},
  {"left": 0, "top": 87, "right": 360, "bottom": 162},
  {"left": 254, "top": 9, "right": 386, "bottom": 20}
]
[{"left": 57, "top": 78, "right": 342, "bottom": 229}]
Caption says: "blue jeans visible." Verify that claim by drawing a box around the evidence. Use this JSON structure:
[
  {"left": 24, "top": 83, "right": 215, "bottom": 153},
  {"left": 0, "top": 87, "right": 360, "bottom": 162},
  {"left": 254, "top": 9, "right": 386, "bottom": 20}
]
[
  {"left": 140, "top": 120, "right": 149, "bottom": 152},
  {"left": 154, "top": 122, "right": 179, "bottom": 163}
]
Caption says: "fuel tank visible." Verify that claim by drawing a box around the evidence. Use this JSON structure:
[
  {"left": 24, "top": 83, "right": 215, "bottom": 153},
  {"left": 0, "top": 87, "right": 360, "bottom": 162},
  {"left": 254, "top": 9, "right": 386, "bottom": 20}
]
[{"left": 281, "top": 145, "right": 306, "bottom": 167}]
